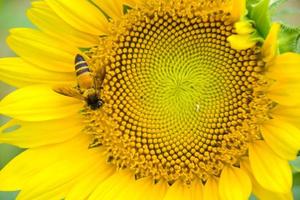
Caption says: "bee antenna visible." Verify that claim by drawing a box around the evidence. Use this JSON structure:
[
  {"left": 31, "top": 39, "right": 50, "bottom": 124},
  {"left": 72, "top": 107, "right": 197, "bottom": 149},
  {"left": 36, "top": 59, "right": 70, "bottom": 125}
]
[{"left": 75, "top": 54, "right": 85, "bottom": 64}]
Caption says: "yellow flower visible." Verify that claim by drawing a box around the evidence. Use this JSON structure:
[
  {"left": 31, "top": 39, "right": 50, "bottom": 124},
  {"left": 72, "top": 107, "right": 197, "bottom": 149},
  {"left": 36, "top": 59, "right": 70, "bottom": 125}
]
[{"left": 0, "top": 0, "right": 299, "bottom": 199}]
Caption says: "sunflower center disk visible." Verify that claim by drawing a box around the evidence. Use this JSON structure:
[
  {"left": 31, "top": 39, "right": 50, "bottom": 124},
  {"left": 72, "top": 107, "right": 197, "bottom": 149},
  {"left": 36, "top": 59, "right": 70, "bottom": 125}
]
[{"left": 87, "top": 5, "right": 265, "bottom": 183}]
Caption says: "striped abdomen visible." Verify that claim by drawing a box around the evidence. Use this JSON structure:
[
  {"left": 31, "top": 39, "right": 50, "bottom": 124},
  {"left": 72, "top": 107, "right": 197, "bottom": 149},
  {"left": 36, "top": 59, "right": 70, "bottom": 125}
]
[{"left": 75, "top": 54, "right": 93, "bottom": 89}]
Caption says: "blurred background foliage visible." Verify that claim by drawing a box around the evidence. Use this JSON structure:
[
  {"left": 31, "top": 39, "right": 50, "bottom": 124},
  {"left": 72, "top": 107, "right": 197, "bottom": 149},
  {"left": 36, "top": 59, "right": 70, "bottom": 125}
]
[{"left": 0, "top": 0, "right": 299, "bottom": 199}]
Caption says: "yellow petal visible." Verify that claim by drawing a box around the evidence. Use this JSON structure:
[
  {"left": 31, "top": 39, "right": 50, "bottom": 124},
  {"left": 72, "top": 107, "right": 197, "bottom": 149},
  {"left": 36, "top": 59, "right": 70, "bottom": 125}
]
[
  {"left": 142, "top": 180, "right": 168, "bottom": 200},
  {"left": 17, "top": 161, "right": 80, "bottom": 200},
  {"left": 112, "top": 177, "right": 152, "bottom": 200},
  {"left": 0, "top": 134, "right": 90, "bottom": 191},
  {"left": 0, "top": 114, "right": 83, "bottom": 148},
  {"left": 0, "top": 85, "right": 83, "bottom": 121},
  {"left": 123, "top": 0, "right": 147, "bottom": 8},
  {"left": 0, "top": 57, "right": 75, "bottom": 88},
  {"left": 88, "top": 170, "right": 132, "bottom": 200},
  {"left": 234, "top": 21, "right": 255, "bottom": 35},
  {"left": 203, "top": 177, "right": 220, "bottom": 200},
  {"left": 261, "top": 118, "right": 300, "bottom": 160},
  {"left": 272, "top": 105, "right": 300, "bottom": 118},
  {"left": 267, "top": 53, "right": 300, "bottom": 81},
  {"left": 241, "top": 158, "right": 293, "bottom": 200},
  {"left": 191, "top": 181, "right": 203, "bottom": 200},
  {"left": 163, "top": 181, "right": 190, "bottom": 200},
  {"left": 114, "top": 177, "right": 165, "bottom": 200},
  {"left": 27, "top": 1, "right": 98, "bottom": 47},
  {"left": 66, "top": 160, "right": 114, "bottom": 200},
  {"left": 262, "top": 23, "right": 280, "bottom": 62},
  {"left": 231, "top": 0, "right": 246, "bottom": 22},
  {"left": 92, "top": 0, "right": 124, "bottom": 19},
  {"left": 16, "top": 140, "right": 103, "bottom": 200},
  {"left": 89, "top": 170, "right": 168, "bottom": 200},
  {"left": 267, "top": 81, "right": 300, "bottom": 106},
  {"left": 253, "top": 182, "right": 293, "bottom": 200},
  {"left": 219, "top": 165, "right": 251, "bottom": 200},
  {"left": 0, "top": 149, "right": 55, "bottom": 191},
  {"left": 271, "top": 105, "right": 300, "bottom": 126},
  {"left": 249, "top": 141, "right": 292, "bottom": 193},
  {"left": 7, "top": 28, "right": 79, "bottom": 73},
  {"left": 227, "top": 34, "right": 257, "bottom": 50},
  {"left": 46, "top": 0, "right": 109, "bottom": 35},
  {"left": 164, "top": 181, "right": 203, "bottom": 200}
]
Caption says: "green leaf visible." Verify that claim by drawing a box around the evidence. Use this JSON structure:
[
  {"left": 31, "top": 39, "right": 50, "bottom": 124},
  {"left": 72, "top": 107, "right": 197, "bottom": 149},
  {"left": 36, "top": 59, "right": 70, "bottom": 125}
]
[
  {"left": 247, "top": 0, "right": 271, "bottom": 38},
  {"left": 278, "top": 24, "right": 300, "bottom": 53}
]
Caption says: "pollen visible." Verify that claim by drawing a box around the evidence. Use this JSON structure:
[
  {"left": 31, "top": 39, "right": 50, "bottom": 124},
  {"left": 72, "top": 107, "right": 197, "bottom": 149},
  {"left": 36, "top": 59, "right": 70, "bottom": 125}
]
[{"left": 84, "top": 1, "right": 268, "bottom": 183}]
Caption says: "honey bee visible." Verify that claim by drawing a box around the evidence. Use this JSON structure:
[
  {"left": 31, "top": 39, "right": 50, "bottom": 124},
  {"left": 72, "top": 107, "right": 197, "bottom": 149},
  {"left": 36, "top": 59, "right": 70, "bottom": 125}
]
[{"left": 54, "top": 54, "right": 106, "bottom": 110}]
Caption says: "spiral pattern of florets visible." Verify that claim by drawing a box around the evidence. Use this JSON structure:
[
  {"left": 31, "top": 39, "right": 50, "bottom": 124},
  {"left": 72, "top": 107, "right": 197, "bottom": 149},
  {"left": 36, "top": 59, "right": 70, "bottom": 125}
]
[{"left": 85, "top": 1, "right": 266, "bottom": 183}]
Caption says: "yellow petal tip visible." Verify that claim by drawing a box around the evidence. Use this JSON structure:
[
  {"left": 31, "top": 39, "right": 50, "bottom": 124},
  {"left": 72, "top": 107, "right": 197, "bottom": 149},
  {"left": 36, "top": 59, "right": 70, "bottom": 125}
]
[
  {"left": 262, "top": 23, "right": 281, "bottom": 62},
  {"left": 227, "top": 34, "right": 257, "bottom": 50}
]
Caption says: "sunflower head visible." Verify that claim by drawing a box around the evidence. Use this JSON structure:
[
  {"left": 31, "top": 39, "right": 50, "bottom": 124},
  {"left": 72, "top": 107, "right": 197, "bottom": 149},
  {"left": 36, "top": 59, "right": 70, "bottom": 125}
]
[
  {"left": 82, "top": 0, "right": 269, "bottom": 184},
  {"left": 0, "top": 0, "right": 299, "bottom": 200}
]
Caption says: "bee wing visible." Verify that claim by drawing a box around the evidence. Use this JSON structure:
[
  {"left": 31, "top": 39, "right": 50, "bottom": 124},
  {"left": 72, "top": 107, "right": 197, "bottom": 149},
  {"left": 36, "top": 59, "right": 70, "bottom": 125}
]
[
  {"left": 94, "top": 66, "right": 106, "bottom": 93},
  {"left": 98, "top": 66, "right": 106, "bottom": 85},
  {"left": 53, "top": 85, "right": 84, "bottom": 100},
  {"left": 95, "top": 66, "right": 106, "bottom": 86}
]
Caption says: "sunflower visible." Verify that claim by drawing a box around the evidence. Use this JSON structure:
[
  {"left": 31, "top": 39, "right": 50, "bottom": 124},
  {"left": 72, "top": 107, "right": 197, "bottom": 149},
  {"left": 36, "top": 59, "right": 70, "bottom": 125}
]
[{"left": 0, "top": 0, "right": 299, "bottom": 199}]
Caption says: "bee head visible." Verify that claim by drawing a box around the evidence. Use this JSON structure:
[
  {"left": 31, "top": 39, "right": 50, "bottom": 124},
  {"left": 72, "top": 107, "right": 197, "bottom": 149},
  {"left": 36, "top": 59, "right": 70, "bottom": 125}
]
[{"left": 87, "top": 94, "right": 103, "bottom": 110}]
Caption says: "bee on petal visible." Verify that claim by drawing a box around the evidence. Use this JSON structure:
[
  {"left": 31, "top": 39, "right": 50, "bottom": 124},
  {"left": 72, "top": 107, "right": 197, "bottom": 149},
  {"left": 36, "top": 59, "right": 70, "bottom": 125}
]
[{"left": 54, "top": 54, "right": 106, "bottom": 110}]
